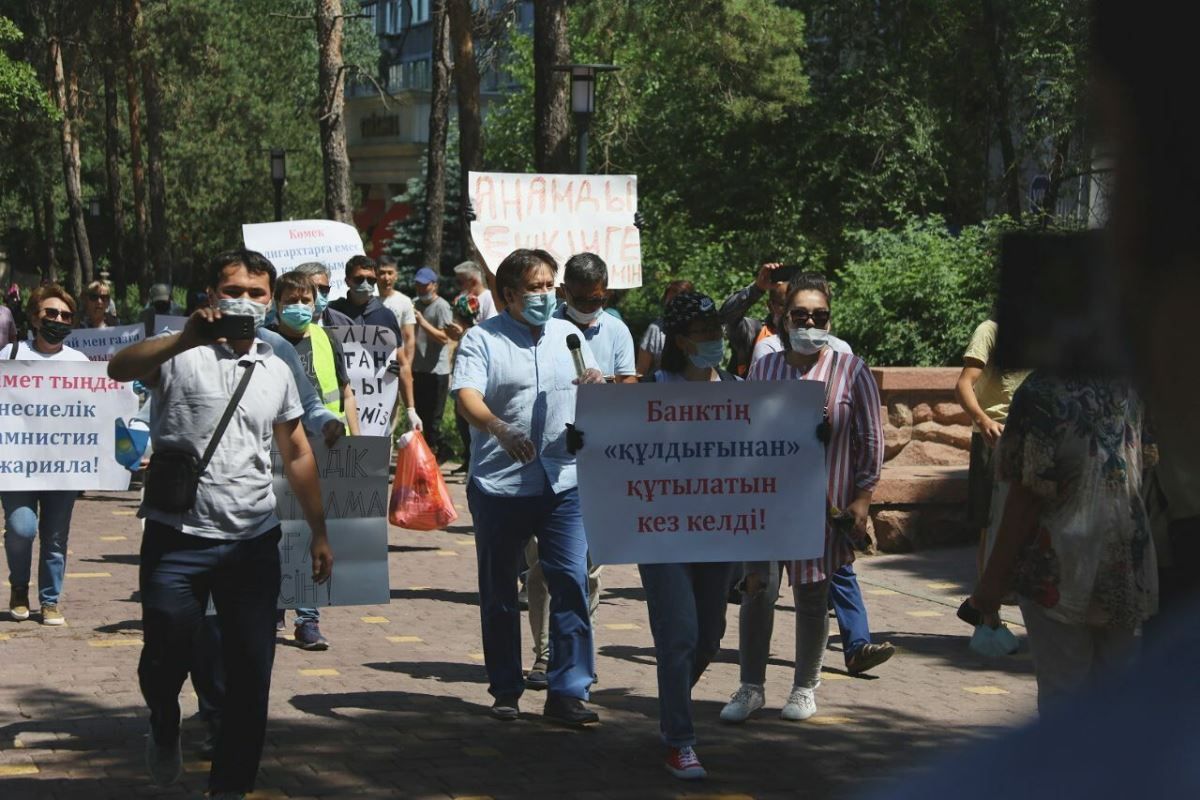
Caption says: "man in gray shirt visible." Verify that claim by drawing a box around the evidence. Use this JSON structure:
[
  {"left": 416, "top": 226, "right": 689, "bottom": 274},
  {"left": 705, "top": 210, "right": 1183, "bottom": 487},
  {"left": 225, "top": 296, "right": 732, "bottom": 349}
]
[
  {"left": 109, "top": 249, "right": 333, "bottom": 799},
  {"left": 411, "top": 266, "right": 457, "bottom": 461}
]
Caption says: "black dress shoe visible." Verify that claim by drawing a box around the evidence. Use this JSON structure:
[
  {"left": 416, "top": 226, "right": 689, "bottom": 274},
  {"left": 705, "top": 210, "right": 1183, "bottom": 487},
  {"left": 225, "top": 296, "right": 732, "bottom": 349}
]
[
  {"left": 490, "top": 695, "right": 520, "bottom": 721},
  {"left": 543, "top": 693, "right": 599, "bottom": 726},
  {"left": 525, "top": 661, "right": 549, "bottom": 690}
]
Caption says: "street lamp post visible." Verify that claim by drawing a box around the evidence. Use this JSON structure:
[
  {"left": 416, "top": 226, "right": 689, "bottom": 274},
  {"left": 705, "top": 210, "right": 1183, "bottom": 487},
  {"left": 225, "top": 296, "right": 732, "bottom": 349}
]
[
  {"left": 553, "top": 64, "right": 619, "bottom": 175},
  {"left": 270, "top": 148, "right": 286, "bottom": 221}
]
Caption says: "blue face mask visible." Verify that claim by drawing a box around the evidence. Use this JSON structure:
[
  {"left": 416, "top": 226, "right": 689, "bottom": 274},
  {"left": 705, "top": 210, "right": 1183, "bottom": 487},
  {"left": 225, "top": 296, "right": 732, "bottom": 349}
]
[
  {"left": 521, "top": 291, "right": 557, "bottom": 326},
  {"left": 314, "top": 292, "right": 329, "bottom": 316},
  {"left": 280, "top": 303, "right": 314, "bottom": 331},
  {"left": 788, "top": 327, "right": 829, "bottom": 355},
  {"left": 687, "top": 338, "right": 724, "bottom": 370}
]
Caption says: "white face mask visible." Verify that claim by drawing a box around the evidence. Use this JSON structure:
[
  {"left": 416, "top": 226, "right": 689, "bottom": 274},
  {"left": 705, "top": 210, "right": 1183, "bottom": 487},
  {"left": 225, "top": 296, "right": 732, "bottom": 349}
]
[
  {"left": 566, "top": 304, "right": 603, "bottom": 325},
  {"left": 788, "top": 326, "right": 829, "bottom": 355},
  {"left": 217, "top": 297, "right": 269, "bottom": 329}
]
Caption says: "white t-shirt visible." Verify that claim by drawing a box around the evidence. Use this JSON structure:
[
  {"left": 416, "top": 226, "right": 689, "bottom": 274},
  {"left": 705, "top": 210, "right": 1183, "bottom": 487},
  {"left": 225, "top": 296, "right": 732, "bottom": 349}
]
[
  {"left": 8, "top": 341, "right": 90, "bottom": 362},
  {"left": 381, "top": 291, "right": 416, "bottom": 329},
  {"left": 477, "top": 290, "right": 497, "bottom": 321}
]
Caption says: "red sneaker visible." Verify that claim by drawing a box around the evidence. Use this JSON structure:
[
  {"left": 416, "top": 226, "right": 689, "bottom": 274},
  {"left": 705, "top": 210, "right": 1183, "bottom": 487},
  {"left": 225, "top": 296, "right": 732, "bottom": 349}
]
[{"left": 665, "top": 746, "right": 707, "bottom": 780}]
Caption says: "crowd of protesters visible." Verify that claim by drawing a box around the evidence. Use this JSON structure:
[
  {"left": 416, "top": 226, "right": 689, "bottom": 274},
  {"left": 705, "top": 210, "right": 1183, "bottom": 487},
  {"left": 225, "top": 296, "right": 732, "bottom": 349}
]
[{"left": 0, "top": 233, "right": 1170, "bottom": 795}]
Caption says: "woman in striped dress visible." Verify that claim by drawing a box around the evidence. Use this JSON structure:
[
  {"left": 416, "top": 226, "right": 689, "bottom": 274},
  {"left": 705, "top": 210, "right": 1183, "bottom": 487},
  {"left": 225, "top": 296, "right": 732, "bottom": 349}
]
[{"left": 720, "top": 272, "right": 884, "bottom": 723}]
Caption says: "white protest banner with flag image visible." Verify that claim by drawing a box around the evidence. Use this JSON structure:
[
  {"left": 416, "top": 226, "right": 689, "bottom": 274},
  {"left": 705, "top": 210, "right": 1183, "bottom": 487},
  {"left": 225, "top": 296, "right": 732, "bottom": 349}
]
[
  {"left": 468, "top": 171, "right": 642, "bottom": 289},
  {"left": 326, "top": 325, "right": 399, "bottom": 437},
  {"left": 0, "top": 360, "right": 139, "bottom": 491},
  {"left": 271, "top": 435, "right": 391, "bottom": 608},
  {"left": 242, "top": 219, "right": 367, "bottom": 301},
  {"left": 575, "top": 381, "right": 827, "bottom": 565}
]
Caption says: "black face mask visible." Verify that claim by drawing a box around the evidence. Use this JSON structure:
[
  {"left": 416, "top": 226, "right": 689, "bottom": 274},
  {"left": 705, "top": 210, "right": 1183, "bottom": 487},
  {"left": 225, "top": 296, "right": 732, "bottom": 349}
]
[
  {"left": 39, "top": 319, "right": 72, "bottom": 345},
  {"left": 153, "top": 301, "right": 170, "bottom": 313}
]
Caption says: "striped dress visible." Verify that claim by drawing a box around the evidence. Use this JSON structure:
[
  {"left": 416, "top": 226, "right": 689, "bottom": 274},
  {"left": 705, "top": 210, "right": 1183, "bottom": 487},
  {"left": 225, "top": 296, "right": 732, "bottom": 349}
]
[{"left": 748, "top": 348, "right": 884, "bottom": 584}]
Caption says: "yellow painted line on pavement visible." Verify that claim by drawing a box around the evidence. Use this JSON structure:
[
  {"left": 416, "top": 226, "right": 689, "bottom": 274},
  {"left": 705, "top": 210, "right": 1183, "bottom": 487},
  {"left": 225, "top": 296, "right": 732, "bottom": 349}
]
[
  {"left": 408, "top": 585, "right": 430, "bottom": 591},
  {"left": 112, "top": 510, "right": 136, "bottom": 516},
  {"left": 67, "top": 572, "right": 112, "bottom": 579},
  {"left": 676, "top": 794, "right": 755, "bottom": 800},
  {"left": 299, "top": 668, "right": 340, "bottom": 677},
  {"left": 866, "top": 588, "right": 899, "bottom": 596},
  {"left": 462, "top": 746, "right": 501, "bottom": 757},
  {"left": 467, "top": 652, "right": 485, "bottom": 661},
  {"left": 604, "top": 623, "right": 641, "bottom": 631},
  {"left": 360, "top": 616, "right": 389, "bottom": 624},
  {"left": 183, "top": 760, "right": 210, "bottom": 773},
  {"left": 819, "top": 671, "right": 849, "bottom": 681},
  {"left": 100, "top": 535, "right": 128, "bottom": 542},
  {"left": 452, "top": 796, "right": 495, "bottom": 800},
  {"left": 387, "top": 635, "right": 423, "bottom": 643},
  {"left": 434, "top": 550, "right": 459, "bottom": 557},
  {"left": 906, "top": 610, "right": 944, "bottom": 618},
  {"left": 0, "top": 764, "right": 39, "bottom": 776},
  {"left": 89, "top": 638, "right": 142, "bottom": 647},
  {"left": 247, "top": 790, "right": 288, "bottom": 800},
  {"left": 926, "top": 582, "right": 963, "bottom": 590},
  {"left": 808, "top": 716, "right": 854, "bottom": 725},
  {"left": 964, "top": 685, "right": 1010, "bottom": 695},
  {"left": 0, "top": 633, "right": 10, "bottom": 641}
]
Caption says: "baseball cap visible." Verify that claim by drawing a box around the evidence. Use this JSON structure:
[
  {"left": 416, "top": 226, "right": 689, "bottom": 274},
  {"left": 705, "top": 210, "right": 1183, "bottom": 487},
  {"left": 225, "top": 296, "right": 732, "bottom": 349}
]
[
  {"left": 414, "top": 267, "right": 438, "bottom": 285},
  {"left": 149, "top": 283, "right": 171, "bottom": 302}
]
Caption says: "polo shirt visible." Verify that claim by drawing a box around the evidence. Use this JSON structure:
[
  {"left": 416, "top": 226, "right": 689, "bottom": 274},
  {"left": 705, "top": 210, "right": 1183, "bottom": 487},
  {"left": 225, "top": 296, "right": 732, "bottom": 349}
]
[
  {"left": 450, "top": 311, "right": 597, "bottom": 497},
  {"left": 552, "top": 305, "right": 636, "bottom": 379},
  {"left": 140, "top": 339, "right": 303, "bottom": 540},
  {"left": 413, "top": 295, "right": 454, "bottom": 375}
]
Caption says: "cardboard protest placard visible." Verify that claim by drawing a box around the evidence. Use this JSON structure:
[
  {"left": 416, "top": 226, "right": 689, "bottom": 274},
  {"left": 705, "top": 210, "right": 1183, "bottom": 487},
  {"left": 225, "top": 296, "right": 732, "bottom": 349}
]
[
  {"left": 576, "top": 381, "right": 827, "bottom": 564},
  {"left": 0, "top": 360, "right": 139, "bottom": 491},
  {"left": 152, "top": 315, "right": 188, "bottom": 335},
  {"left": 63, "top": 323, "right": 144, "bottom": 362},
  {"left": 326, "top": 325, "right": 399, "bottom": 437},
  {"left": 468, "top": 171, "right": 642, "bottom": 289},
  {"left": 271, "top": 435, "right": 391, "bottom": 608},
  {"left": 242, "top": 219, "right": 367, "bottom": 301}
]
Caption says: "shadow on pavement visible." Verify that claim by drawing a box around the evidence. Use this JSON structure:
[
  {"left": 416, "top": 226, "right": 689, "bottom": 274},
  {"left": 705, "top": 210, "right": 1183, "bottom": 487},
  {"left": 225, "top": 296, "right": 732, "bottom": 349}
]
[
  {"left": 389, "top": 587, "right": 479, "bottom": 605},
  {"left": 363, "top": 660, "right": 488, "bottom": 684}
]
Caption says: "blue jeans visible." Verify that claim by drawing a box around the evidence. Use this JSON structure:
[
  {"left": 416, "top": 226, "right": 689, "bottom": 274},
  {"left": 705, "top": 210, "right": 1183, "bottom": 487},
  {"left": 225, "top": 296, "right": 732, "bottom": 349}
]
[
  {"left": 293, "top": 608, "right": 319, "bottom": 624},
  {"left": 467, "top": 481, "right": 593, "bottom": 700},
  {"left": 830, "top": 563, "right": 871, "bottom": 662},
  {"left": 2, "top": 490, "right": 79, "bottom": 606},
  {"left": 139, "top": 521, "right": 281, "bottom": 795},
  {"left": 639, "top": 561, "right": 732, "bottom": 747}
]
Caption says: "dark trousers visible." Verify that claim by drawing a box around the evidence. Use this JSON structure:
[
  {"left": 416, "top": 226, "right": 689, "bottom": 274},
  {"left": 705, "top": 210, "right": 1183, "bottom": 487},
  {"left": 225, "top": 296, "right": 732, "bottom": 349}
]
[
  {"left": 456, "top": 412, "right": 472, "bottom": 463},
  {"left": 413, "top": 371, "right": 450, "bottom": 458},
  {"left": 138, "top": 521, "right": 281, "bottom": 794}
]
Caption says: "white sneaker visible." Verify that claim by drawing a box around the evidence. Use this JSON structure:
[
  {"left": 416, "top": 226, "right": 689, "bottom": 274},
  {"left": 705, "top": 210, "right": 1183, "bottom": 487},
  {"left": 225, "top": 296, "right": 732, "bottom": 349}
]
[
  {"left": 719, "top": 683, "right": 765, "bottom": 724},
  {"left": 780, "top": 685, "right": 817, "bottom": 721}
]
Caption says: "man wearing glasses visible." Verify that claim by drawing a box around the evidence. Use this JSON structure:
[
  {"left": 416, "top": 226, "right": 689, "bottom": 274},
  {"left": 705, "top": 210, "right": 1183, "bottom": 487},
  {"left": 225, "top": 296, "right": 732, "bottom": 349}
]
[{"left": 328, "top": 255, "right": 420, "bottom": 432}]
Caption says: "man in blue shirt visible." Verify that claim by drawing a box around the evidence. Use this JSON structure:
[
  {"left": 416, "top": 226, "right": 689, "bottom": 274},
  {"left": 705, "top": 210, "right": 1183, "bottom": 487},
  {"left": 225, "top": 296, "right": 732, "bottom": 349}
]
[
  {"left": 451, "top": 248, "right": 603, "bottom": 726},
  {"left": 523, "top": 252, "right": 637, "bottom": 689}
]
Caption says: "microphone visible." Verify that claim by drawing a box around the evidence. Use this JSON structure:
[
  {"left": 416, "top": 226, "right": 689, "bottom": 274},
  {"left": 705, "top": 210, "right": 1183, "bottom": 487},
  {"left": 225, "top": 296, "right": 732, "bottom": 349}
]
[{"left": 566, "top": 333, "right": 587, "bottom": 379}]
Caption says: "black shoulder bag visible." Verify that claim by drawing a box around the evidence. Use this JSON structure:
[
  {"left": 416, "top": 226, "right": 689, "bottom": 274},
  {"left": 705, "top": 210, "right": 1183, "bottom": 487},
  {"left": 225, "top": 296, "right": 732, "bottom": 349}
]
[{"left": 143, "top": 361, "right": 256, "bottom": 514}]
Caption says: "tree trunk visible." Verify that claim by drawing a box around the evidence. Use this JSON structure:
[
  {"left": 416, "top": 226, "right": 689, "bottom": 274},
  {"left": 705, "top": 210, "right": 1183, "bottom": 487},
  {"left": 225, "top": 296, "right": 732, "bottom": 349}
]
[
  {"left": 124, "top": 0, "right": 150, "bottom": 301},
  {"left": 103, "top": 54, "right": 127, "bottom": 301},
  {"left": 34, "top": 183, "right": 56, "bottom": 285},
  {"left": 67, "top": 54, "right": 92, "bottom": 287},
  {"left": 142, "top": 60, "right": 169, "bottom": 285},
  {"left": 448, "top": 0, "right": 483, "bottom": 264},
  {"left": 49, "top": 36, "right": 93, "bottom": 295},
  {"left": 533, "top": 0, "right": 571, "bottom": 173},
  {"left": 316, "top": 0, "right": 353, "bottom": 223},
  {"left": 981, "top": 0, "right": 1021, "bottom": 220},
  {"left": 422, "top": 0, "right": 452, "bottom": 268}
]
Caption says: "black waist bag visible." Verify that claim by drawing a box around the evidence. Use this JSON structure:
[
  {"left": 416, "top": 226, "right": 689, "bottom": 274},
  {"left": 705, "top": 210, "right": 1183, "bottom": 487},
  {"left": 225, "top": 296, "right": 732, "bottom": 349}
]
[{"left": 143, "top": 361, "right": 256, "bottom": 514}]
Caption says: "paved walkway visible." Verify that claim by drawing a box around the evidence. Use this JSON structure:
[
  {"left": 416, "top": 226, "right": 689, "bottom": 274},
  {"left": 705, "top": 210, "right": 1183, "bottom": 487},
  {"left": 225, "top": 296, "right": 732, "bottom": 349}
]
[{"left": 0, "top": 473, "right": 1035, "bottom": 799}]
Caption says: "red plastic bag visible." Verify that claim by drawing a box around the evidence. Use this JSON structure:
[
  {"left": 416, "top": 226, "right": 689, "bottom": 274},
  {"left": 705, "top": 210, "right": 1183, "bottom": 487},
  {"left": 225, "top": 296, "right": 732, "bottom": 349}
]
[{"left": 389, "top": 431, "right": 459, "bottom": 531}]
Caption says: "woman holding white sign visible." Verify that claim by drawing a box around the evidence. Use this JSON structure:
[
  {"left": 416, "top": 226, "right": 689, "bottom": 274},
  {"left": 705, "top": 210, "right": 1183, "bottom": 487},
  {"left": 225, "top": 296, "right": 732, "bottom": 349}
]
[
  {"left": 721, "top": 273, "right": 885, "bottom": 724},
  {"left": 3, "top": 285, "right": 89, "bottom": 626},
  {"left": 641, "top": 291, "right": 738, "bottom": 780}
]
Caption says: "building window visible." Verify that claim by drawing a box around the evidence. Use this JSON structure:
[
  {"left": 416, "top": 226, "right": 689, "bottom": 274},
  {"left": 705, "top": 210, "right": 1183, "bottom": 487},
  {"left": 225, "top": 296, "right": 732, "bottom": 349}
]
[{"left": 410, "top": 0, "right": 429, "bottom": 25}]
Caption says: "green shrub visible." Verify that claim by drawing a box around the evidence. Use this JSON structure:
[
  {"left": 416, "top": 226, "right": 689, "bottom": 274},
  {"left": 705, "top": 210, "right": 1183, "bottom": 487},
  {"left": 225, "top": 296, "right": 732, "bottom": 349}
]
[{"left": 832, "top": 217, "right": 1008, "bottom": 367}]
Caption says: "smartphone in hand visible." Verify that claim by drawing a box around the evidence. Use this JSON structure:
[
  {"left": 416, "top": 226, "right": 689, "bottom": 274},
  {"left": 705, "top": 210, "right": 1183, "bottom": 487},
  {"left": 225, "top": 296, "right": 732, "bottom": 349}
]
[{"left": 200, "top": 314, "right": 255, "bottom": 341}]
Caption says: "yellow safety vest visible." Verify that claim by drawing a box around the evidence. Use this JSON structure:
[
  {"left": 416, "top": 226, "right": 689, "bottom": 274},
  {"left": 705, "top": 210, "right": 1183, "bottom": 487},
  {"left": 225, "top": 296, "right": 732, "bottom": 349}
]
[{"left": 309, "top": 324, "right": 344, "bottom": 420}]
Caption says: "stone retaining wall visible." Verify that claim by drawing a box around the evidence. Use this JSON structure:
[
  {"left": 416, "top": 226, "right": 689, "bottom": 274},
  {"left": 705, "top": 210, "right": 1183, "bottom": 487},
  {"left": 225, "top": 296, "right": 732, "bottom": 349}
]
[{"left": 867, "top": 367, "right": 974, "bottom": 553}]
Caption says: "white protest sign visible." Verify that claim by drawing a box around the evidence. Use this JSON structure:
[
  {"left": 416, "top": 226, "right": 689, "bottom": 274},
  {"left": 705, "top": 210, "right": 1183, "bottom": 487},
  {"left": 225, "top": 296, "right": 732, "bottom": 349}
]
[
  {"left": 243, "top": 219, "right": 366, "bottom": 301},
  {"left": 468, "top": 171, "right": 642, "bottom": 289},
  {"left": 63, "top": 323, "right": 144, "bottom": 362},
  {"left": 271, "top": 435, "right": 391, "bottom": 608},
  {"left": 576, "top": 381, "right": 826, "bottom": 565},
  {"left": 327, "top": 325, "right": 398, "bottom": 437},
  {"left": 0, "top": 360, "right": 138, "bottom": 491},
  {"left": 153, "top": 314, "right": 189, "bottom": 335}
]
